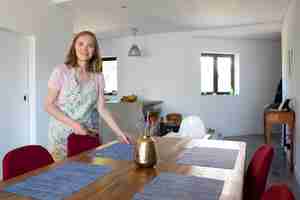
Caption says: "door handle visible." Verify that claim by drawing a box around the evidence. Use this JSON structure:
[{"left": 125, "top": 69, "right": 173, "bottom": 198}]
[{"left": 23, "top": 95, "right": 27, "bottom": 102}]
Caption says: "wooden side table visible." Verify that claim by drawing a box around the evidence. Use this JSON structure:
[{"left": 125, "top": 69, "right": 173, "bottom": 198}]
[{"left": 264, "top": 110, "right": 295, "bottom": 171}]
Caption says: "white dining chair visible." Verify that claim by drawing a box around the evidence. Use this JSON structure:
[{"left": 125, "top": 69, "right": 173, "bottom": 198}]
[{"left": 165, "top": 115, "right": 209, "bottom": 139}]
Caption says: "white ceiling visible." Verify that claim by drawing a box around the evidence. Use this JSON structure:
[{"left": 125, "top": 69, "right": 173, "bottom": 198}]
[{"left": 54, "top": 0, "right": 290, "bottom": 40}]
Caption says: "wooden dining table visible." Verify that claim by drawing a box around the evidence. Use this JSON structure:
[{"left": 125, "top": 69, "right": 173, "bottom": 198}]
[{"left": 0, "top": 137, "right": 246, "bottom": 200}]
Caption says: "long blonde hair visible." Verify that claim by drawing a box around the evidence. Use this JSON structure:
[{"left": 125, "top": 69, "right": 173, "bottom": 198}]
[{"left": 65, "top": 31, "right": 102, "bottom": 73}]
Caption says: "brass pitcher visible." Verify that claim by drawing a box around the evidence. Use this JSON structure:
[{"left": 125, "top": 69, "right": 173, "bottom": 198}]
[{"left": 134, "top": 135, "right": 157, "bottom": 168}]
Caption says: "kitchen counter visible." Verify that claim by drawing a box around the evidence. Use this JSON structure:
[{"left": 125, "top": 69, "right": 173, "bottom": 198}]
[{"left": 100, "top": 100, "right": 163, "bottom": 143}]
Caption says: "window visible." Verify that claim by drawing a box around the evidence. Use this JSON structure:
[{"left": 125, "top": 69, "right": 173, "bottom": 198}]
[
  {"left": 201, "top": 53, "right": 236, "bottom": 95},
  {"left": 102, "top": 57, "right": 118, "bottom": 95}
]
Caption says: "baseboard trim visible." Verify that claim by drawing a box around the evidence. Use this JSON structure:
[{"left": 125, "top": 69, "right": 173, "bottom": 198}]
[{"left": 224, "top": 132, "right": 282, "bottom": 138}]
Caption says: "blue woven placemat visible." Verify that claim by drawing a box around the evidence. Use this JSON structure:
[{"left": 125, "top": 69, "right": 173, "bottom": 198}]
[
  {"left": 93, "top": 143, "right": 134, "bottom": 160},
  {"left": 4, "top": 161, "right": 112, "bottom": 200},
  {"left": 176, "top": 147, "right": 239, "bottom": 169},
  {"left": 132, "top": 172, "right": 224, "bottom": 200}
]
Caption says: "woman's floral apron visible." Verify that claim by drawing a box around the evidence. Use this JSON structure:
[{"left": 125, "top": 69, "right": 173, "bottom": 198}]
[{"left": 48, "top": 69, "right": 99, "bottom": 160}]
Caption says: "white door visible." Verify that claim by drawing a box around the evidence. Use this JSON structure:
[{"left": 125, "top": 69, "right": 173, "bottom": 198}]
[{"left": 0, "top": 29, "right": 30, "bottom": 179}]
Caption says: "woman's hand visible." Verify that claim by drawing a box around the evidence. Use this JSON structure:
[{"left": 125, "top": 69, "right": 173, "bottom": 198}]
[
  {"left": 72, "top": 122, "right": 89, "bottom": 135},
  {"left": 98, "top": 103, "right": 134, "bottom": 144},
  {"left": 117, "top": 132, "right": 133, "bottom": 144}
]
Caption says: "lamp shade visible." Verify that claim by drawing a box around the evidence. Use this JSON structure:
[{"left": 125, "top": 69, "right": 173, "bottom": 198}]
[
  {"left": 128, "top": 27, "right": 141, "bottom": 57},
  {"left": 128, "top": 44, "right": 141, "bottom": 56}
]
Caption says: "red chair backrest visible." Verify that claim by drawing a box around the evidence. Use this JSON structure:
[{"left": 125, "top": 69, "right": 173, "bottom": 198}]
[
  {"left": 67, "top": 133, "right": 101, "bottom": 157},
  {"left": 261, "top": 184, "right": 295, "bottom": 200},
  {"left": 3, "top": 145, "right": 54, "bottom": 180},
  {"left": 244, "top": 144, "right": 274, "bottom": 200}
]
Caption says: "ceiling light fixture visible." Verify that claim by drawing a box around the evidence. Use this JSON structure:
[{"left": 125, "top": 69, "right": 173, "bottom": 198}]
[{"left": 128, "top": 28, "right": 141, "bottom": 57}]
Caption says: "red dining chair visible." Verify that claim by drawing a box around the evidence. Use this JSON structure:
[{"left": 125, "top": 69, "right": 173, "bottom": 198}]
[
  {"left": 3, "top": 145, "right": 54, "bottom": 180},
  {"left": 261, "top": 184, "right": 295, "bottom": 200},
  {"left": 243, "top": 144, "right": 274, "bottom": 200},
  {"left": 67, "top": 133, "right": 101, "bottom": 157}
]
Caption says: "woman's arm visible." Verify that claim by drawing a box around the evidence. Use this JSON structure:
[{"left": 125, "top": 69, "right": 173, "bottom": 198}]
[
  {"left": 44, "top": 87, "right": 88, "bottom": 135},
  {"left": 97, "top": 96, "right": 131, "bottom": 144}
]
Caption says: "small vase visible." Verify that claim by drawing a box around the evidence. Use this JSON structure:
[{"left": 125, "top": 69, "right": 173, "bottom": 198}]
[{"left": 134, "top": 135, "right": 157, "bottom": 168}]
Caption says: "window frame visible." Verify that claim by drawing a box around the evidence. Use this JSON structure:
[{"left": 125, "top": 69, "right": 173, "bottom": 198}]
[
  {"left": 201, "top": 53, "right": 235, "bottom": 95},
  {"left": 102, "top": 57, "right": 118, "bottom": 96},
  {"left": 102, "top": 57, "right": 117, "bottom": 62}
]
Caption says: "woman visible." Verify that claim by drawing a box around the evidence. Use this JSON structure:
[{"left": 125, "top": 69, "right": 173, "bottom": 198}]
[{"left": 45, "top": 31, "right": 131, "bottom": 160}]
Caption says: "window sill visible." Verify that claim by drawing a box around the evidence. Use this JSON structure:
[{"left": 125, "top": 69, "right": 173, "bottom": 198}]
[
  {"left": 104, "top": 92, "right": 118, "bottom": 96},
  {"left": 201, "top": 92, "right": 238, "bottom": 96}
]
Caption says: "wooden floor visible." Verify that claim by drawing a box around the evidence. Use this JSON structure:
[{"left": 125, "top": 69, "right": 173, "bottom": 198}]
[{"left": 224, "top": 134, "right": 300, "bottom": 199}]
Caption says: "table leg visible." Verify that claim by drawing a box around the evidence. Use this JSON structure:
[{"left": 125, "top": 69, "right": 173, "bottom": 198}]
[
  {"left": 264, "top": 113, "right": 267, "bottom": 143},
  {"left": 265, "top": 124, "right": 272, "bottom": 144},
  {"left": 289, "top": 126, "right": 294, "bottom": 172}
]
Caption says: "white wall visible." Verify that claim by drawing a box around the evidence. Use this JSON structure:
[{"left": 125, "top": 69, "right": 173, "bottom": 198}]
[
  {"left": 0, "top": 1, "right": 73, "bottom": 146},
  {"left": 100, "top": 32, "right": 281, "bottom": 136},
  {"left": 282, "top": 0, "right": 300, "bottom": 183}
]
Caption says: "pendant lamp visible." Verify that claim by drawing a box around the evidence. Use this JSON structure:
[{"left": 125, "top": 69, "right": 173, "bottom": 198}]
[{"left": 128, "top": 28, "right": 141, "bottom": 56}]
